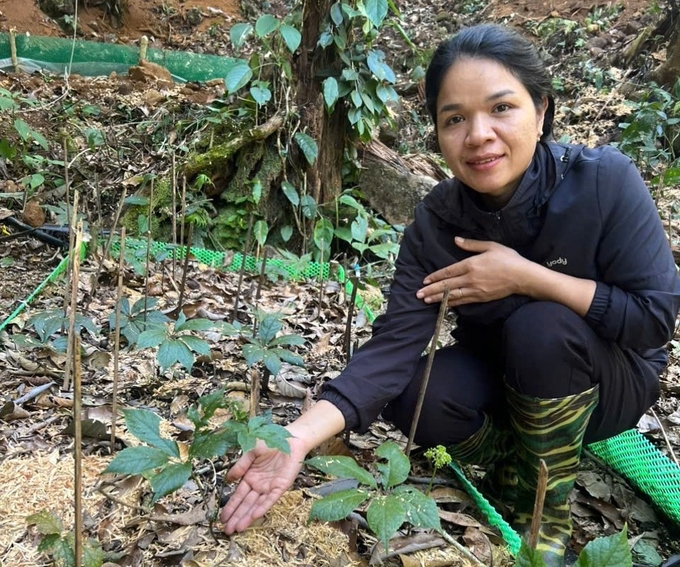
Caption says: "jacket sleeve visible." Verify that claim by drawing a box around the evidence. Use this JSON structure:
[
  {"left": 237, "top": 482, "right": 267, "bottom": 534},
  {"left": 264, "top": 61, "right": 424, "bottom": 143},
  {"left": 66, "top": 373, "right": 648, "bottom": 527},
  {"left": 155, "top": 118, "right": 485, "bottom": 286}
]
[
  {"left": 585, "top": 149, "right": 680, "bottom": 350},
  {"left": 318, "top": 206, "right": 441, "bottom": 432}
]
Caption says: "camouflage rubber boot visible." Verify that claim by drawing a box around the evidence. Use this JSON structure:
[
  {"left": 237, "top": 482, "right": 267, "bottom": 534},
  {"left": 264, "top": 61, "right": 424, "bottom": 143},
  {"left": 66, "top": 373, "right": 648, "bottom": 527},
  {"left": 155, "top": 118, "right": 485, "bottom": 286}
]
[
  {"left": 448, "top": 413, "right": 518, "bottom": 502},
  {"left": 507, "top": 384, "right": 599, "bottom": 567}
]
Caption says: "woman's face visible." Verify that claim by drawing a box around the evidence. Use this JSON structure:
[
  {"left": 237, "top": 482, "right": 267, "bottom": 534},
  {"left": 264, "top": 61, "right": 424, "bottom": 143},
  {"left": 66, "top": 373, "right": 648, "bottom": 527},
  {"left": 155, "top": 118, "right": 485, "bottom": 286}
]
[{"left": 436, "top": 57, "right": 547, "bottom": 207}]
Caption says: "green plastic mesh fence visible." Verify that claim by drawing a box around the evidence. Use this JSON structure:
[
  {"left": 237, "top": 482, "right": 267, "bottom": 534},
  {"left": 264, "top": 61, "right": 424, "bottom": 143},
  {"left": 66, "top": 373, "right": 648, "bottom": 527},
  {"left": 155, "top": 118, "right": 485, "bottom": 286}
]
[
  {"left": 108, "top": 237, "right": 331, "bottom": 280},
  {"left": 588, "top": 429, "right": 680, "bottom": 524},
  {"left": 448, "top": 462, "right": 522, "bottom": 556},
  {"left": 0, "top": 33, "right": 240, "bottom": 82}
]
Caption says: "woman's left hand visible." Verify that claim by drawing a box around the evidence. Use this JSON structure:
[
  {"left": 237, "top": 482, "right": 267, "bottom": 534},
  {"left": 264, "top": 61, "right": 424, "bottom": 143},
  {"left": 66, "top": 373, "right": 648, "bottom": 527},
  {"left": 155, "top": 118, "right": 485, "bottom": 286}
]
[{"left": 416, "top": 237, "right": 531, "bottom": 306}]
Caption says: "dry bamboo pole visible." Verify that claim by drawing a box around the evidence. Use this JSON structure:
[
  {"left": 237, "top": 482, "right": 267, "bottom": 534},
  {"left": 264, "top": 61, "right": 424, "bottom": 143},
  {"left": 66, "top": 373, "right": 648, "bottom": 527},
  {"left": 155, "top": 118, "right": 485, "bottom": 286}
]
[
  {"left": 63, "top": 191, "right": 80, "bottom": 392},
  {"left": 67, "top": 223, "right": 84, "bottom": 567},
  {"left": 9, "top": 29, "right": 18, "bottom": 73},
  {"left": 405, "top": 287, "right": 450, "bottom": 457},
  {"left": 111, "top": 227, "right": 126, "bottom": 452},
  {"left": 143, "top": 179, "right": 154, "bottom": 323}
]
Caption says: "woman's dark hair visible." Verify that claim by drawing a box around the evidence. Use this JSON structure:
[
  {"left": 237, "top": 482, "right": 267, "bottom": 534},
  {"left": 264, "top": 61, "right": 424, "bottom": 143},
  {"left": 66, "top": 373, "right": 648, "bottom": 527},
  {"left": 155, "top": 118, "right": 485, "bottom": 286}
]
[{"left": 425, "top": 24, "right": 555, "bottom": 141}]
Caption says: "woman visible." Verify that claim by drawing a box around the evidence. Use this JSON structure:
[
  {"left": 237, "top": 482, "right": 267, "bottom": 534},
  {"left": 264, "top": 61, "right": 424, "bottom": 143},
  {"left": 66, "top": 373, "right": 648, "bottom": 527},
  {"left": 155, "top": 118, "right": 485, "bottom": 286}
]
[{"left": 220, "top": 24, "right": 680, "bottom": 566}]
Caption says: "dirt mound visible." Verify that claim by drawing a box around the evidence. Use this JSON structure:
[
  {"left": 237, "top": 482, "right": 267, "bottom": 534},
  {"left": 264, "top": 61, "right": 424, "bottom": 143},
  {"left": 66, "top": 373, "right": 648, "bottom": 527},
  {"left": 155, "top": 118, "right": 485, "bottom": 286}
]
[{"left": 0, "top": 0, "right": 240, "bottom": 41}]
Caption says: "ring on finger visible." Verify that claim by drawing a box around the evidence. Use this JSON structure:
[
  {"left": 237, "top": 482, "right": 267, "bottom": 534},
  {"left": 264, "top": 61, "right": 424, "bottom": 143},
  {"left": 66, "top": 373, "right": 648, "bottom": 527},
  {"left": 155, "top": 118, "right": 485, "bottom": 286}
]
[{"left": 457, "top": 288, "right": 463, "bottom": 300}]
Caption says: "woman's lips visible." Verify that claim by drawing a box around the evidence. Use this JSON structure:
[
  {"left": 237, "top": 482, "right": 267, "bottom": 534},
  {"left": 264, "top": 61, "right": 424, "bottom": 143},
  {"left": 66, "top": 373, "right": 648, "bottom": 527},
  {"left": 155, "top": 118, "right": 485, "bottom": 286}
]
[{"left": 466, "top": 155, "right": 503, "bottom": 171}]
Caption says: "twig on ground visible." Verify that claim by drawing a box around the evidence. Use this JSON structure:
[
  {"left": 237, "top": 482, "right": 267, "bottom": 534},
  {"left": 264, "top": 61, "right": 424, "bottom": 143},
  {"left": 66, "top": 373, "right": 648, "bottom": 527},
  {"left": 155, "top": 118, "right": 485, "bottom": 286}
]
[
  {"left": 439, "top": 528, "right": 486, "bottom": 567},
  {"left": 650, "top": 407, "right": 680, "bottom": 466},
  {"left": 14, "top": 381, "right": 55, "bottom": 405},
  {"left": 406, "top": 287, "right": 450, "bottom": 457}
]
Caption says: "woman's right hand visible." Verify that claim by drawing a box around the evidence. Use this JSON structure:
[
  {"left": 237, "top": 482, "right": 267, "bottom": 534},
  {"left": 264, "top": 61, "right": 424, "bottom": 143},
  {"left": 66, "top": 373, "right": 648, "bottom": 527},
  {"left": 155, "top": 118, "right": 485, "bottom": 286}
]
[{"left": 220, "top": 434, "right": 309, "bottom": 534}]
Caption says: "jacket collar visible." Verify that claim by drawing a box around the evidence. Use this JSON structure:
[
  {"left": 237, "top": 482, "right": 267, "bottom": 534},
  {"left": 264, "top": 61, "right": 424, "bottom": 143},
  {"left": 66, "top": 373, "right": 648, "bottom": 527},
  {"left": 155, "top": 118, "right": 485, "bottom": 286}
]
[{"left": 422, "top": 142, "right": 584, "bottom": 235}]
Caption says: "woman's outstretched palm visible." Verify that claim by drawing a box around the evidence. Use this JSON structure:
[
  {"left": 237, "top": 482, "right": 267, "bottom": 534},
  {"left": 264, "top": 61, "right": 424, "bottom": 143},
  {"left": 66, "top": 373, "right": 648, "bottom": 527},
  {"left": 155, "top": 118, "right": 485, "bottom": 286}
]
[{"left": 220, "top": 436, "right": 308, "bottom": 534}]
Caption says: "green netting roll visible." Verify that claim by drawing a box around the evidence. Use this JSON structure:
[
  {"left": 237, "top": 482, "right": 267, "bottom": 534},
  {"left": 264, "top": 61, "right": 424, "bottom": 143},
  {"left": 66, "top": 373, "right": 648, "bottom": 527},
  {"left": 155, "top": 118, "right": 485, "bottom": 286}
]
[
  {"left": 448, "top": 462, "right": 522, "bottom": 556},
  {"left": 0, "top": 33, "right": 239, "bottom": 82},
  {"left": 588, "top": 429, "right": 680, "bottom": 524}
]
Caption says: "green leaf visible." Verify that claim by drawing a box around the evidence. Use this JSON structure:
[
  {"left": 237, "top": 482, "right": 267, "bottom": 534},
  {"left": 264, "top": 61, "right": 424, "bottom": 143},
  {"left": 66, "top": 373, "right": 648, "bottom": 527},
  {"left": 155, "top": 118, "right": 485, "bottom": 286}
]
[
  {"left": 262, "top": 350, "right": 283, "bottom": 376},
  {"left": 367, "top": 241, "right": 399, "bottom": 259},
  {"left": 306, "top": 455, "right": 378, "bottom": 488},
  {"left": 574, "top": 525, "right": 632, "bottom": 567},
  {"left": 32, "top": 129, "right": 49, "bottom": 150},
  {"left": 366, "top": 51, "right": 396, "bottom": 83},
  {"left": 281, "top": 181, "right": 300, "bottom": 206},
  {"left": 158, "top": 338, "right": 194, "bottom": 371},
  {"left": 83, "top": 540, "right": 105, "bottom": 567},
  {"left": 515, "top": 539, "right": 548, "bottom": 567},
  {"left": 13, "top": 118, "right": 31, "bottom": 141},
  {"left": 122, "top": 409, "right": 179, "bottom": 457},
  {"left": 243, "top": 343, "right": 266, "bottom": 367},
  {"left": 103, "top": 446, "right": 171, "bottom": 475},
  {"left": 309, "top": 489, "right": 370, "bottom": 522},
  {"left": 257, "top": 314, "right": 283, "bottom": 344},
  {"left": 375, "top": 441, "right": 410, "bottom": 488},
  {"left": 230, "top": 23, "right": 253, "bottom": 48},
  {"left": 250, "top": 85, "right": 272, "bottom": 107},
  {"left": 136, "top": 328, "right": 167, "bottom": 349},
  {"left": 37, "top": 533, "right": 62, "bottom": 553},
  {"left": 190, "top": 429, "right": 233, "bottom": 459},
  {"left": 50, "top": 536, "right": 75, "bottom": 566},
  {"left": 350, "top": 90, "right": 362, "bottom": 108},
  {"left": 150, "top": 462, "right": 192, "bottom": 502},
  {"left": 279, "top": 24, "right": 301, "bottom": 52},
  {"left": 175, "top": 317, "right": 215, "bottom": 332},
  {"left": 269, "top": 334, "right": 305, "bottom": 347},
  {"left": 225, "top": 61, "right": 253, "bottom": 94},
  {"left": 197, "top": 389, "right": 226, "bottom": 420},
  {"left": 313, "top": 217, "right": 334, "bottom": 253},
  {"left": 367, "top": 494, "right": 406, "bottom": 551},
  {"left": 248, "top": 420, "right": 291, "bottom": 453},
  {"left": 365, "top": 0, "right": 388, "bottom": 26},
  {"left": 276, "top": 349, "right": 304, "bottom": 367},
  {"left": 254, "top": 219, "right": 269, "bottom": 247},
  {"left": 179, "top": 335, "right": 211, "bottom": 356},
  {"left": 27, "top": 510, "right": 63, "bottom": 535},
  {"left": 396, "top": 488, "right": 441, "bottom": 531},
  {"left": 280, "top": 225, "right": 293, "bottom": 242},
  {"left": 255, "top": 14, "right": 280, "bottom": 37},
  {"left": 330, "top": 2, "right": 344, "bottom": 25},
  {"left": 323, "top": 77, "right": 339, "bottom": 110},
  {"left": 301, "top": 195, "right": 317, "bottom": 219},
  {"left": 294, "top": 132, "right": 319, "bottom": 165},
  {"left": 351, "top": 215, "right": 368, "bottom": 243}
]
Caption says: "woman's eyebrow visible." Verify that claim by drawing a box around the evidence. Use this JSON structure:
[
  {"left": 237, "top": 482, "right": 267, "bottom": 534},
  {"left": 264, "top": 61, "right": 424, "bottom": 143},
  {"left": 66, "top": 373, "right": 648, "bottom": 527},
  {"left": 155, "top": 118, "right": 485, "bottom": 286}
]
[{"left": 438, "top": 89, "right": 517, "bottom": 114}]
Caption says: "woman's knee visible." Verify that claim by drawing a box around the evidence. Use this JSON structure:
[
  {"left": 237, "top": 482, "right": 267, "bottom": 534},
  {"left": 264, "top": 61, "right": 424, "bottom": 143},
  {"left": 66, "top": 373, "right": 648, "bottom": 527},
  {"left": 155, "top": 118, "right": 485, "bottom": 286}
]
[{"left": 503, "top": 301, "right": 594, "bottom": 397}]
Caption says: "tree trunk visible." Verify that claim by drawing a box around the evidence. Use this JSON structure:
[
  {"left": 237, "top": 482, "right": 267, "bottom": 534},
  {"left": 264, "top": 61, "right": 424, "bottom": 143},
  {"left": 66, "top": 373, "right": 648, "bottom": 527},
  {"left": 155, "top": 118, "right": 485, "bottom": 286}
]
[
  {"left": 650, "top": 6, "right": 680, "bottom": 86},
  {"left": 296, "top": 0, "right": 345, "bottom": 206}
]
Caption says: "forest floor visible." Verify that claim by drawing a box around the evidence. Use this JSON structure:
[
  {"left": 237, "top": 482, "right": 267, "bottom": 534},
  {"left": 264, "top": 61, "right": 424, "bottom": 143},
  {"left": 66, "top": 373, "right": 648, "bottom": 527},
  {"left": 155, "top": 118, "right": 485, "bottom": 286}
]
[{"left": 1, "top": 0, "right": 680, "bottom": 566}]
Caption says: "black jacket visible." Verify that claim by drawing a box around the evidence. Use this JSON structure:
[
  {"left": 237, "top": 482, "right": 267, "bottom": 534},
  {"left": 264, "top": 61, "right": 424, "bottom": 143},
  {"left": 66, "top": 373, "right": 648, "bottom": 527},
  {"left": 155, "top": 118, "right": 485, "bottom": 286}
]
[{"left": 320, "top": 142, "right": 680, "bottom": 432}]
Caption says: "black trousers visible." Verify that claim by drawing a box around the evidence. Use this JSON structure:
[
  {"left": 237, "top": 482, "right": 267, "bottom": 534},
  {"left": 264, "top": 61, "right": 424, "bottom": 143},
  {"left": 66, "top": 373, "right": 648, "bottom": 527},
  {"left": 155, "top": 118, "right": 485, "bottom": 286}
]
[{"left": 383, "top": 301, "right": 661, "bottom": 448}]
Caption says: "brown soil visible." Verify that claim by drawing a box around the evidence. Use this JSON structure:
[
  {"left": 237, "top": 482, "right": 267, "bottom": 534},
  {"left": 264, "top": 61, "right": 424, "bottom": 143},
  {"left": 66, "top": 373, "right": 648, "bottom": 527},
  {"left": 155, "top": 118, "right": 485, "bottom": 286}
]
[
  {"left": 0, "top": 0, "right": 241, "bottom": 40},
  {"left": 488, "top": 0, "right": 651, "bottom": 27}
]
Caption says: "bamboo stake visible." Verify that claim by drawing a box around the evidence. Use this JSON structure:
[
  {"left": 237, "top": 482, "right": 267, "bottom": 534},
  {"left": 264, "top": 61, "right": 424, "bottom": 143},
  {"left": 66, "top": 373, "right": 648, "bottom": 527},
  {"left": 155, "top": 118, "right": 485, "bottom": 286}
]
[
  {"left": 175, "top": 223, "right": 193, "bottom": 317},
  {"left": 9, "top": 29, "right": 18, "bottom": 73},
  {"left": 143, "top": 178, "right": 154, "bottom": 323},
  {"left": 68, "top": 223, "right": 84, "bottom": 567},
  {"left": 405, "top": 287, "right": 450, "bottom": 457},
  {"left": 528, "top": 460, "right": 549, "bottom": 550},
  {"left": 63, "top": 191, "right": 80, "bottom": 392},
  {"left": 139, "top": 36, "right": 149, "bottom": 62},
  {"left": 231, "top": 213, "right": 254, "bottom": 323},
  {"left": 171, "top": 152, "right": 177, "bottom": 281},
  {"left": 111, "top": 227, "right": 126, "bottom": 453},
  {"left": 101, "top": 187, "right": 127, "bottom": 261},
  {"left": 251, "top": 247, "right": 270, "bottom": 339}
]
